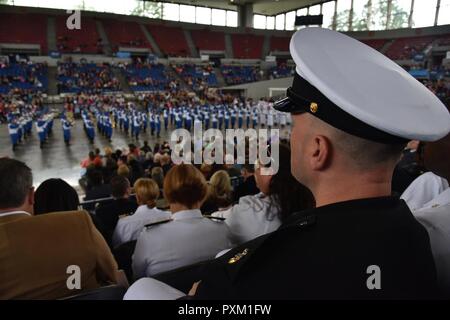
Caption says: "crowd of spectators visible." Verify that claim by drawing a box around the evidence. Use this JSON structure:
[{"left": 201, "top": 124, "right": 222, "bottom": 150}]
[
  {"left": 220, "top": 65, "right": 263, "bottom": 85},
  {"left": 171, "top": 63, "right": 218, "bottom": 91},
  {"left": 57, "top": 61, "right": 121, "bottom": 94},
  {"left": 0, "top": 59, "right": 48, "bottom": 94}
]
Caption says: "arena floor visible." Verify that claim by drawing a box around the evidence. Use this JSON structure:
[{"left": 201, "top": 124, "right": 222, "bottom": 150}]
[
  {"left": 0, "top": 120, "right": 291, "bottom": 188},
  {"left": 0, "top": 119, "right": 175, "bottom": 187}
]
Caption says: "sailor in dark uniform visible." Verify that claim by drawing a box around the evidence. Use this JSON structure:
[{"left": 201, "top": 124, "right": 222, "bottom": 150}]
[{"left": 189, "top": 28, "right": 450, "bottom": 300}]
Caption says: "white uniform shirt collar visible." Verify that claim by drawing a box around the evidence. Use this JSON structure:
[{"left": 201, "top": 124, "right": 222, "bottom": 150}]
[
  {"left": 0, "top": 210, "right": 32, "bottom": 218},
  {"left": 172, "top": 209, "right": 203, "bottom": 221}
]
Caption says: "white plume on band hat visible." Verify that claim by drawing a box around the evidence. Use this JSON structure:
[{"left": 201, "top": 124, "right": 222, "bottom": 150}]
[{"left": 287, "top": 27, "right": 450, "bottom": 142}]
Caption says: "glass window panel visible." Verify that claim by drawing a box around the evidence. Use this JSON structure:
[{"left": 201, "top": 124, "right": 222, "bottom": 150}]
[
  {"left": 438, "top": 0, "right": 450, "bottom": 25},
  {"left": 388, "top": 0, "right": 411, "bottom": 29},
  {"left": 352, "top": 0, "right": 369, "bottom": 31},
  {"left": 143, "top": 2, "right": 162, "bottom": 19},
  {"left": 285, "top": 11, "right": 296, "bottom": 30},
  {"left": 335, "top": 0, "right": 351, "bottom": 31},
  {"left": 367, "top": 0, "right": 390, "bottom": 30},
  {"left": 275, "top": 13, "right": 285, "bottom": 30},
  {"left": 297, "top": 8, "right": 308, "bottom": 16},
  {"left": 227, "top": 10, "right": 238, "bottom": 27},
  {"left": 163, "top": 3, "right": 179, "bottom": 21},
  {"left": 322, "top": 1, "right": 336, "bottom": 29},
  {"left": 253, "top": 14, "right": 266, "bottom": 29},
  {"left": 196, "top": 6, "right": 211, "bottom": 25},
  {"left": 212, "top": 9, "right": 226, "bottom": 26},
  {"left": 309, "top": 4, "right": 321, "bottom": 15},
  {"left": 266, "top": 16, "right": 275, "bottom": 29},
  {"left": 180, "top": 5, "right": 196, "bottom": 23},
  {"left": 412, "top": 0, "right": 437, "bottom": 27}
]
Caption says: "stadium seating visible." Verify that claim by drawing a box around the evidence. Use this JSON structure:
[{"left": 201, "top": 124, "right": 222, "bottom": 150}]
[
  {"left": 270, "top": 36, "right": 290, "bottom": 52},
  {"left": 221, "top": 65, "right": 259, "bottom": 85},
  {"left": 191, "top": 30, "right": 226, "bottom": 51},
  {"left": 231, "top": 34, "right": 264, "bottom": 59},
  {"left": 386, "top": 35, "right": 436, "bottom": 60},
  {"left": 0, "top": 13, "right": 47, "bottom": 53},
  {"left": 360, "top": 39, "right": 387, "bottom": 51},
  {"left": 102, "top": 19, "right": 151, "bottom": 52},
  {"left": 270, "top": 63, "right": 294, "bottom": 79},
  {"left": 57, "top": 62, "right": 120, "bottom": 93},
  {"left": 124, "top": 63, "right": 169, "bottom": 92},
  {"left": 147, "top": 25, "right": 189, "bottom": 57},
  {"left": 0, "top": 63, "right": 48, "bottom": 94},
  {"left": 172, "top": 64, "right": 218, "bottom": 89},
  {"left": 56, "top": 16, "right": 101, "bottom": 53}
]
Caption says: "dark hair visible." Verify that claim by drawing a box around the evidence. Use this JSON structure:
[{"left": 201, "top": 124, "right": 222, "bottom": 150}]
[
  {"left": 89, "top": 170, "right": 104, "bottom": 186},
  {"left": 95, "top": 148, "right": 100, "bottom": 155},
  {"left": 242, "top": 163, "right": 255, "bottom": 174},
  {"left": 34, "top": 179, "right": 79, "bottom": 215},
  {"left": 110, "top": 175, "right": 130, "bottom": 198},
  {"left": 88, "top": 151, "right": 95, "bottom": 161},
  {"left": 0, "top": 158, "right": 33, "bottom": 209},
  {"left": 267, "top": 144, "right": 315, "bottom": 222}
]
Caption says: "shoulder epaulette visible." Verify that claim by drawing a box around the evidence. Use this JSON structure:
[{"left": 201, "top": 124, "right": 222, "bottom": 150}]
[
  {"left": 203, "top": 215, "right": 226, "bottom": 221},
  {"left": 144, "top": 219, "right": 172, "bottom": 228}
]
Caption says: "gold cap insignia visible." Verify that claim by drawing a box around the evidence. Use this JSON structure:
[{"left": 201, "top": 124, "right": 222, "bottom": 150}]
[
  {"left": 310, "top": 102, "right": 319, "bottom": 113},
  {"left": 228, "top": 248, "right": 249, "bottom": 264}
]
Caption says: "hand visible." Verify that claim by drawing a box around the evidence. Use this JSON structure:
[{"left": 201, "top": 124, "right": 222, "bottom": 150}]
[{"left": 188, "top": 281, "right": 201, "bottom": 296}]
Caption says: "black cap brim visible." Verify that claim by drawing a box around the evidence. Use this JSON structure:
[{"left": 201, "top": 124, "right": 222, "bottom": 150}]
[{"left": 272, "top": 74, "right": 409, "bottom": 145}]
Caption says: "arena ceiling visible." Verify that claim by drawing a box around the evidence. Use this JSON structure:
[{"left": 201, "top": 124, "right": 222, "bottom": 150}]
[{"left": 143, "top": 0, "right": 323, "bottom": 15}]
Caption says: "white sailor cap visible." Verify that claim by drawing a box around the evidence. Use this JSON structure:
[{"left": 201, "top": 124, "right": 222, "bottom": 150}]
[{"left": 274, "top": 27, "right": 450, "bottom": 144}]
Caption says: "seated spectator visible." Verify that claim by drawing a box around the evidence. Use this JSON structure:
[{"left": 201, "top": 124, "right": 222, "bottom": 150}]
[
  {"left": 132, "top": 164, "right": 231, "bottom": 278},
  {"left": 34, "top": 178, "right": 79, "bottom": 215},
  {"left": 160, "top": 153, "right": 172, "bottom": 175},
  {"left": 151, "top": 166, "right": 164, "bottom": 189},
  {"left": 233, "top": 163, "right": 259, "bottom": 201},
  {"left": 96, "top": 176, "right": 138, "bottom": 245},
  {"left": 213, "top": 144, "right": 315, "bottom": 245},
  {"left": 201, "top": 170, "right": 233, "bottom": 214},
  {"left": 0, "top": 158, "right": 120, "bottom": 299},
  {"left": 117, "top": 163, "right": 130, "bottom": 180},
  {"left": 112, "top": 178, "right": 170, "bottom": 248},
  {"left": 80, "top": 151, "right": 95, "bottom": 168},
  {"left": 84, "top": 170, "right": 112, "bottom": 203},
  {"left": 401, "top": 107, "right": 450, "bottom": 297},
  {"left": 141, "top": 141, "right": 152, "bottom": 154}
]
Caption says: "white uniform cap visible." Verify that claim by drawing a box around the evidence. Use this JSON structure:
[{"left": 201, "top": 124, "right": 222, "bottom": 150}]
[{"left": 274, "top": 28, "right": 450, "bottom": 143}]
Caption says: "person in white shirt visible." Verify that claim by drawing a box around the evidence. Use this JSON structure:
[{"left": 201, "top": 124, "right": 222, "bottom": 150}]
[
  {"left": 401, "top": 125, "right": 450, "bottom": 297},
  {"left": 213, "top": 144, "right": 315, "bottom": 246},
  {"left": 132, "top": 164, "right": 231, "bottom": 279},
  {"left": 112, "top": 178, "right": 170, "bottom": 248}
]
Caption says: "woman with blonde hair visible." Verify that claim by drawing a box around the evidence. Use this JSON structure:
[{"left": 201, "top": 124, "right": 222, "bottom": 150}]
[
  {"left": 201, "top": 170, "right": 233, "bottom": 214},
  {"left": 132, "top": 164, "right": 230, "bottom": 278},
  {"left": 112, "top": 178, "right": 170, "bottom": 248}
]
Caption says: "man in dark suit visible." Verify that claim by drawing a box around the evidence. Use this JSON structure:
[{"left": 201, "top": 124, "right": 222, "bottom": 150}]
[
  {"left": 233, "top": 164, "right": 259, "bottom": 202},
  {"left": 96, "top": 176, "right": 137, "bottom": 246},
  {"left": 188, "top": 28, "right": 449, "bottom": 299}
]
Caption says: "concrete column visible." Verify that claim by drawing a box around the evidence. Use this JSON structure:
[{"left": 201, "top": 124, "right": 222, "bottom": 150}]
[{"left": 237, "top": 3, "right": 253, "bottom": 28}]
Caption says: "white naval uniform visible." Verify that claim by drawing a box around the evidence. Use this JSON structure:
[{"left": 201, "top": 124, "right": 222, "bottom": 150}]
[
  {"left": 267, "top": 112, "right": 274, "bottom": 127},
  {"left": 132, "top": 209, "right": 231, "bottom": 278},
  {"left": 212, "top": 193, "right": 281, "bottom": 246},
  {"left": 401, "top": 172, "right": 450, "bottom": 296},
  {"left": 112, "top": 205, "right": 171, "bottom": 248},
  {"left": 279, "top": 112, "right": 287, "bottom": 126}
]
